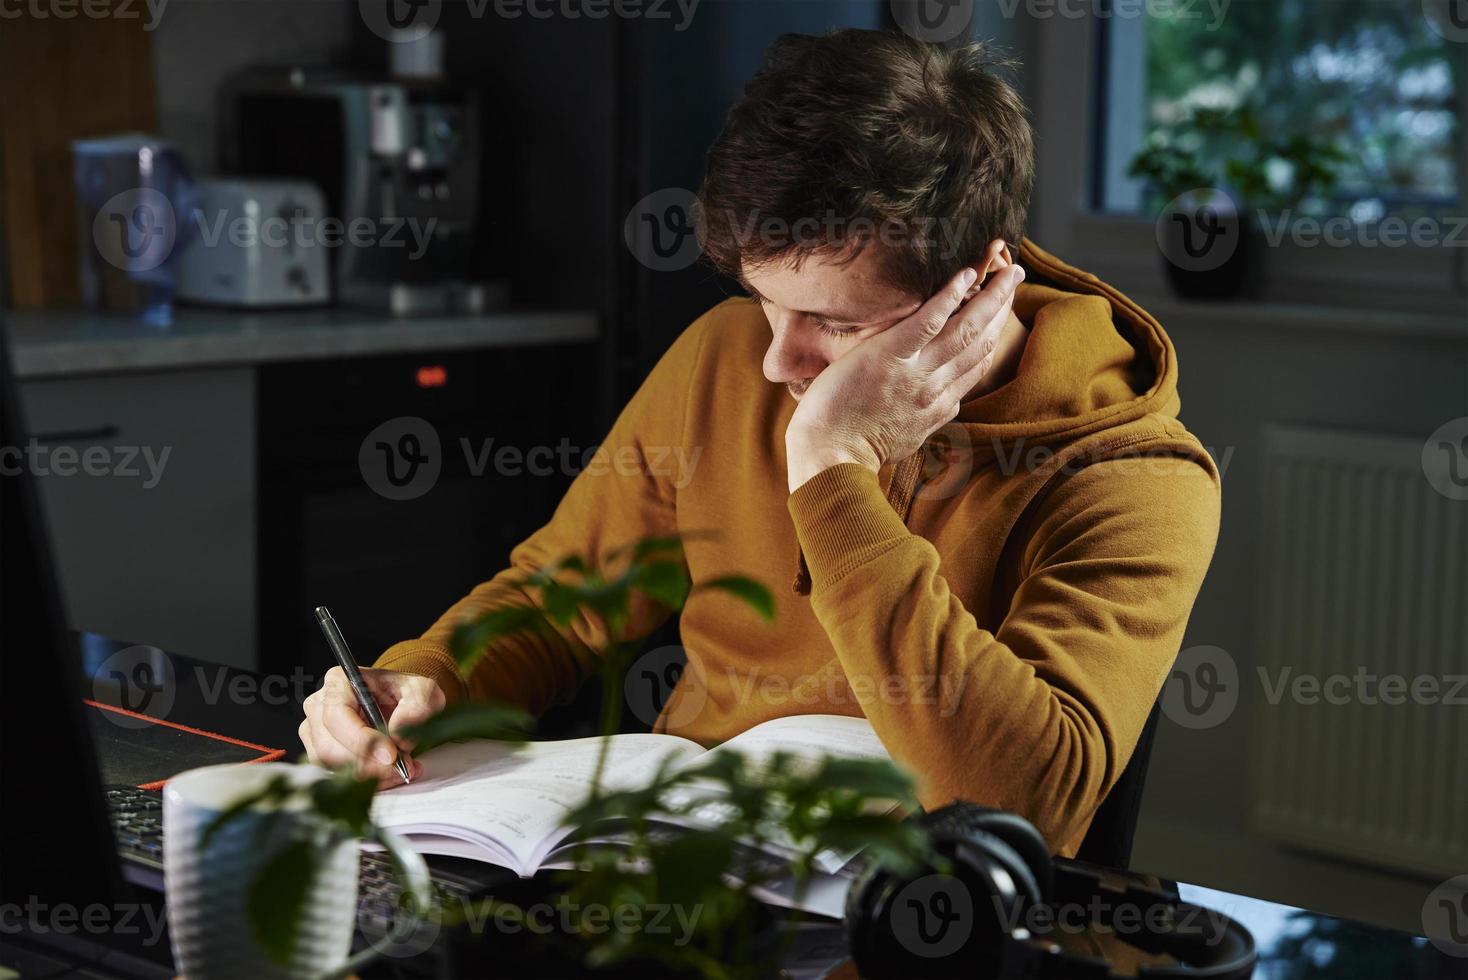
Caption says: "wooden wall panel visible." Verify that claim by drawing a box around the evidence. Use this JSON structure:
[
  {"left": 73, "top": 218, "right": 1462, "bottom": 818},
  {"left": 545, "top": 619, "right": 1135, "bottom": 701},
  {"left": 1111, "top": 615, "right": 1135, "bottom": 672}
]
[{"left": 0, "top": 14, "right": 157, "bottom": 308}]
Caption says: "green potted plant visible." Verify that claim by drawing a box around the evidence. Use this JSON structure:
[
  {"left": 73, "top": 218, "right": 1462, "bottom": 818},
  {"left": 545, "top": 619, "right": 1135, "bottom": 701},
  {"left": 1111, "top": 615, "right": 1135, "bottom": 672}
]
[
  {"left": 198, "top": 534, "right": 936, "bottom": 979},
  {"left": 418, "top": 534, "right": 933, "bottom": 978},
  {"left": 1128, "top": 104, "right": 1348, "bottom": 299}
]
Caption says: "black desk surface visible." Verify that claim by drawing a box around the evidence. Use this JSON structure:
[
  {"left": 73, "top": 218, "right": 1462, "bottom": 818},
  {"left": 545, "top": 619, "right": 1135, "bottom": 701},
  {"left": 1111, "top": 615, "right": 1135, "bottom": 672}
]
[{"left": 75, "top": 632, "right": 1468, "bottom": 979}]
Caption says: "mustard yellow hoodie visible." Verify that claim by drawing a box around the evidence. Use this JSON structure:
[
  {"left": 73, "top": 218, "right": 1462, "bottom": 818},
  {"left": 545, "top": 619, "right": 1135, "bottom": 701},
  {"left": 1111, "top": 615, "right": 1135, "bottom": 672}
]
[{"left": 375, "top": 239, "right": 1222, "bottom": 856}]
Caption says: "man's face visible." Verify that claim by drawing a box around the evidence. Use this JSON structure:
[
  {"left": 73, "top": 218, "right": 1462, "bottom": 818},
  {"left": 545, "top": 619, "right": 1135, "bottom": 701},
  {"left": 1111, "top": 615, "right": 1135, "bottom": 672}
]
[{"left": 740, "top": 245, "right": 921, "bottom": 400}]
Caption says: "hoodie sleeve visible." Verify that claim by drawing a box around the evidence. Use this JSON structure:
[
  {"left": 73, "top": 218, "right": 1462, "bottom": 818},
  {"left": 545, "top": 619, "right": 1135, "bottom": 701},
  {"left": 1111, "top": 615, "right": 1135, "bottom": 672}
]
[
  {"left": 372, "top": 315, "right": 711, "bottom": 715},
  {"left": 786, "top": 453, "right": 1221, "bottom": 852}
]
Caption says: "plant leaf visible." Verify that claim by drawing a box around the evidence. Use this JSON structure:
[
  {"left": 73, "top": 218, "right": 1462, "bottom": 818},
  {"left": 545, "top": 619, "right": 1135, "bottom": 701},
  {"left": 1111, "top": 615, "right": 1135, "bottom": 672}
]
[
  {"left": 633, "top": 560, "right": 692, "bottom": 610},
  {"left": 200, "top": 773, "right": 297, "bottom": 850},
  {"left": 247, "top": 837, "right": 319, "bottom": 965},
  {"left": 309, "top": 771, "right": 378, "bottom": 837},
  {"left": 696, "top": 575, "right": 775, "bottom": 622},
  {"left": 578, "top": 582, "right": 632, "bottom": 641},
  {"left": 811, "top": 756, "right": 918, "bottom": 801},
  {"left": 363, "top": 826, "right": 433, "bottom": 914},
  {"left": 619, "top": 534, "right": 686, "bottom": 563},
  {"left": 449, "top": 604, "right": 550, "bottom": 672},
  {"left": 399, "top": 702, "right": 534, "bottom": 754},
  {"left": 540, "top": 579, "right": 583, "bottom": 627}
]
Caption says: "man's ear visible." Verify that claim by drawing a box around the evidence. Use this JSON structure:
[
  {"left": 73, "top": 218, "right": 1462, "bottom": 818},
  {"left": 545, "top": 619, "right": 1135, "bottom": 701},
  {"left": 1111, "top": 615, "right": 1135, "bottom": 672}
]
[
  {"left": 962, "top": 240, "right": 1014, "bottom": 299},
  {"left": 981, "top": 240, "right": 1014, "bottom": 279}
]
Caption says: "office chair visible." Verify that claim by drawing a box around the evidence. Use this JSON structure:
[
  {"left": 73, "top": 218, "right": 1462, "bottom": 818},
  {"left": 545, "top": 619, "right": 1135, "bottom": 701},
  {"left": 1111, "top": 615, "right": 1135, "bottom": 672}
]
[{"left": 1074, "top": 700, "right": 1162, "bottom": 870}]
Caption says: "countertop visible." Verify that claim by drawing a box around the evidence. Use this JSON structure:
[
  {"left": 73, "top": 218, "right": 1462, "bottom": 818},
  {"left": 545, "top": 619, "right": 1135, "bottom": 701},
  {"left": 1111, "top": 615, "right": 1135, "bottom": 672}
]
[{"left": 4, "top": 306, "right": 600, "bottom": 379}]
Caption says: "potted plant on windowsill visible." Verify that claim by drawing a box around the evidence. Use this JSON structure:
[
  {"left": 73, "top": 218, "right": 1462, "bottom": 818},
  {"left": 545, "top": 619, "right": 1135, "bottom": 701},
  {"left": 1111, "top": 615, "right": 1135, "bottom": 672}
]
[
  {"left": 1128, "top": 104, "right": 1348, "bottom": 300},
  {"left": 194, "top": 534, "right": 936, "bottom": 979}
]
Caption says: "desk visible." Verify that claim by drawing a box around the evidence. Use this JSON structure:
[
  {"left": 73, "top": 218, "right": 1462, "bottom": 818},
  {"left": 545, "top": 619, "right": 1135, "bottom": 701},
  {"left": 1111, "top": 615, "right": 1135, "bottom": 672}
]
[{"left": 66, "top": 633, "right": 1468, "bottom": 978}]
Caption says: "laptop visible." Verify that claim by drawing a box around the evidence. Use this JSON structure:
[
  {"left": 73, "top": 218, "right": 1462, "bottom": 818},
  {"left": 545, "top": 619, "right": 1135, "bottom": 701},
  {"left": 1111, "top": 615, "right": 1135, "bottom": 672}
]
[
  {"left": 0, "top": 322, "right": 175, "bottom": 975},
  {"left": 0, "top": 321, "right": 498, "bottom": 976}
]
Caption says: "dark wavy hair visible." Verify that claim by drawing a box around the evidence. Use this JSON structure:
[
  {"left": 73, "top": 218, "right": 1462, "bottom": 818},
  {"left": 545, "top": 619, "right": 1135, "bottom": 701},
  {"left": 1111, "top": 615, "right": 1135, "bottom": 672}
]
[{"left": 697, "top": 29, "right": 1035, "bottom": 298}]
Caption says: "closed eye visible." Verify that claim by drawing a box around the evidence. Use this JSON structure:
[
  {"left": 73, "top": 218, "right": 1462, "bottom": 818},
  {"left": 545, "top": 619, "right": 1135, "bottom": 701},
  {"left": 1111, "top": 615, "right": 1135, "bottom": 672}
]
[
  {"left": 812, "top": 319, "right": 859, "bottom": 338},
  {"left": 739, "top": 277, "right": 865, "bottom": 337}
]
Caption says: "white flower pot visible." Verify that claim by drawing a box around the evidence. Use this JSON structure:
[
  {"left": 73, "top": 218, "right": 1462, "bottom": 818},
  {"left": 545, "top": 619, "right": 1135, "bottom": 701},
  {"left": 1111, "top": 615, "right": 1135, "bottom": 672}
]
[{"left": 163, "top": 762, "right": 359, "bottom": 980}]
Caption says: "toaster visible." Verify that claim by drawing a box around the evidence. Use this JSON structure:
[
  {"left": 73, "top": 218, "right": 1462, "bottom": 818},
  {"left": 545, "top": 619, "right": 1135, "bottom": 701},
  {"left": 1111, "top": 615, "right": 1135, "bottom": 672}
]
[{"left": 176, "top": 178, "right": 331, "bottom": 307}]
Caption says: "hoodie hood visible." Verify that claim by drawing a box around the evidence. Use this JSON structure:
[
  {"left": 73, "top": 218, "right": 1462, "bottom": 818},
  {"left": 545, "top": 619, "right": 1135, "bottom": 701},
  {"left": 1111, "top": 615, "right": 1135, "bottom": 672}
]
[
  {"left": 958, "top": 238, "right": 1180, "bottom": 438},
  {"left": 792, "top": 238, "right": 1192, "bottom": 595}
]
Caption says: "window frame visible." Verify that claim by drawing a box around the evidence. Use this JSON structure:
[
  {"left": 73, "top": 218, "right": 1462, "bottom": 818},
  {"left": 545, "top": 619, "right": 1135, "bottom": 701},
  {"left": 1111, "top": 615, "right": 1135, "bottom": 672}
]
[{"left": 1027, "top": 10, "right": 1468, "bottom": 317}]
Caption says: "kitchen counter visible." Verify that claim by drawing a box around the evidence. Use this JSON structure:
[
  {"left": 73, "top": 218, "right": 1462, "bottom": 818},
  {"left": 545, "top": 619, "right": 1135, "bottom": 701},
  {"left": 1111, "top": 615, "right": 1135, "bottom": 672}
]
[{"left": 4, "top": 306, "right": 600, "bottom": 379}]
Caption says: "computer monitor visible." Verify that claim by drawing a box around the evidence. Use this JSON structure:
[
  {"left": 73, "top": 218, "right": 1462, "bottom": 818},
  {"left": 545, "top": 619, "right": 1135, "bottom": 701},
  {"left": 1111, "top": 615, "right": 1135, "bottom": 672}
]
[{"left": 0, "top": 318, "right": 128, "bottom": 912}]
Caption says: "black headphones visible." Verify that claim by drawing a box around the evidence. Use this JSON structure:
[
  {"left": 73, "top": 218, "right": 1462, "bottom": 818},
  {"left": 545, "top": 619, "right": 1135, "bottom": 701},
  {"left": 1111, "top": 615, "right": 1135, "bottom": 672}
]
[{"left": 844, "top": 803, "right": 1256, "bottom": 979}]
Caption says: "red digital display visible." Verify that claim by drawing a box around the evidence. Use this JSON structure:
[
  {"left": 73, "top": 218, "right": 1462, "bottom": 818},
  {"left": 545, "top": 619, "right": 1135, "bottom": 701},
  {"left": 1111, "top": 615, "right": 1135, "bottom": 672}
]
[{"left": 415, "top": 364, "right": 448, "bottom": 389}]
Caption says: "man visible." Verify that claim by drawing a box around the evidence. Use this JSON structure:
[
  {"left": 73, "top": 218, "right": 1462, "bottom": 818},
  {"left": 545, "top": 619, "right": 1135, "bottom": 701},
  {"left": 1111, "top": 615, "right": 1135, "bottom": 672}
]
[{"left": 300, "top": 29, "right": 1220, "bottom": 857}]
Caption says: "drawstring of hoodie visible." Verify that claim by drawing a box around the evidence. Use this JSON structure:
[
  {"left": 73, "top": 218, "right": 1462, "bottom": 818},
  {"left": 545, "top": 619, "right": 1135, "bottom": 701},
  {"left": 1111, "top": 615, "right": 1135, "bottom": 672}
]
[{"left": 791, "top": 449, "right": 927, "bottom": 596}]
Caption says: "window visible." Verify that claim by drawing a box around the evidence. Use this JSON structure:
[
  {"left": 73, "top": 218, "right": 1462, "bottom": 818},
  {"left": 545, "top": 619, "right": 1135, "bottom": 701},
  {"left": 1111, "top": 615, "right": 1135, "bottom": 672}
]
[{"left": 1096, "top": 0, "right": 1462, "bottom": 224}]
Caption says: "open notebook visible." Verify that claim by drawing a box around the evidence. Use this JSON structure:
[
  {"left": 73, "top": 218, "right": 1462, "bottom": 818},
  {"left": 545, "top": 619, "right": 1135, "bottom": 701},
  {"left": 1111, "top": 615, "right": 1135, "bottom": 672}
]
[{"left": 371, "top": 714, "right": 892, "bottom": 912}]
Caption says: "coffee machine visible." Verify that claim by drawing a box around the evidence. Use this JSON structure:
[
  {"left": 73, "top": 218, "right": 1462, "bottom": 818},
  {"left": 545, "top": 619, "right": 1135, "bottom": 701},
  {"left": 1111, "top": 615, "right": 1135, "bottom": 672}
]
[{"left": 221, "top": 68, "right": 493, "bottom": 315}]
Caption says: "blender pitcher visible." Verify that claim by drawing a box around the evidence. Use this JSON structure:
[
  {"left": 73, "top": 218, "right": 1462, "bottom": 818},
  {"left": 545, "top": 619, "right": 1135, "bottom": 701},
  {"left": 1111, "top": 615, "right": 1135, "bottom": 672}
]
[{"left": 72, "top": 135, "right": 198, "bottom": 326}]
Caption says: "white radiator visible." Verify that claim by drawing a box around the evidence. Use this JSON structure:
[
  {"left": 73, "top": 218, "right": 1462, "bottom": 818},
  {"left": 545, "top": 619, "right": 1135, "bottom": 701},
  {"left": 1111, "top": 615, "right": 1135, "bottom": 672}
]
[{"left": 1253, "top": 424, "right": 1468, "bottom": 879}]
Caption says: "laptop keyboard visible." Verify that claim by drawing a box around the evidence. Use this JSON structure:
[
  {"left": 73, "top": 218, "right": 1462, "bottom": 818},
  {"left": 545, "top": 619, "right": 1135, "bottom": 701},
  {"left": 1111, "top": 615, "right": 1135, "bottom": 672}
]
[
  {"left": 106, "top": 786, "right": 478, "bottom": 914},
  {"left": 107, "top": 786, "right": 166, "bottom": 865}
]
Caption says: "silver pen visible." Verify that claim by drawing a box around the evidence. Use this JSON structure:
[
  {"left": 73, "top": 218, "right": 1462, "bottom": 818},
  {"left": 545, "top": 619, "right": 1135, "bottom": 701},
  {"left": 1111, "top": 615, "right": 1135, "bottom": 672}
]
[{"left": 314, "top": 605, "right": 412, "bottom": 785}]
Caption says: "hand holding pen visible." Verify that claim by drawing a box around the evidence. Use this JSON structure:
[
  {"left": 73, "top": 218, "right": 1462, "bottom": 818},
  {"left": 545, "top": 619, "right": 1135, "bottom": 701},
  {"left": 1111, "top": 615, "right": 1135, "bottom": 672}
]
[{"left": 299, "top": 606, "right": 443, "bottom": 786}]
